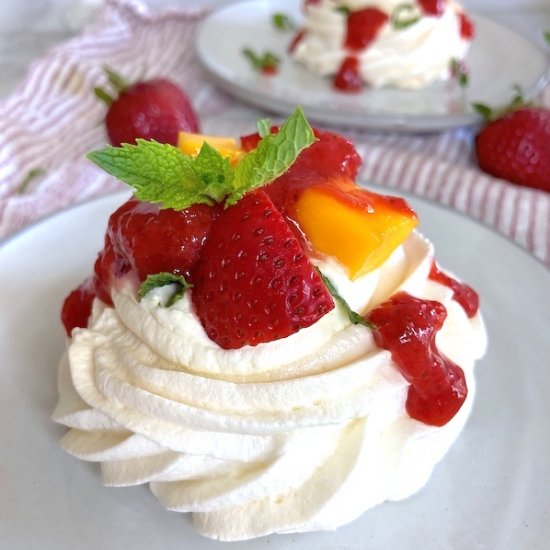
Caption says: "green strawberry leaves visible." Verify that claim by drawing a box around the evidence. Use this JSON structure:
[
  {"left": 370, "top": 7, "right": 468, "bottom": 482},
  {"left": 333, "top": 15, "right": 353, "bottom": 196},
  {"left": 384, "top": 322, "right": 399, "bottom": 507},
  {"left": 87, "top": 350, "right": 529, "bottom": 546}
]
[{"left": 88, "top": 107, "right": 315, "bottom": 210}]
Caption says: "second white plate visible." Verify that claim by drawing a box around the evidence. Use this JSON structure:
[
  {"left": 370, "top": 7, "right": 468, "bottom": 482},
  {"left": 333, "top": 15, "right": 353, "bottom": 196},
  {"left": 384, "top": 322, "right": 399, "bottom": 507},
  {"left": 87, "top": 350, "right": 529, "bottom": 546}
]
[{"left": 196, "top": 0, "right": 548, "bottom": 132}]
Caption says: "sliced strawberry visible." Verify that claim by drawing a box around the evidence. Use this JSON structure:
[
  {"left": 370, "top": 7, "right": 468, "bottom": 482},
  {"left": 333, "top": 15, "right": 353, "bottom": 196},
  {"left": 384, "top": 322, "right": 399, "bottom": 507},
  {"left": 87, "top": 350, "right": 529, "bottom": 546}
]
[
  {"left": 240, "top": 127, "right": 361, "bottom": 217},
  {"left": 191, "top": 190, "right": 335, "bottom": 349},
  {"left": 107, "top": 198, "right": 219, "bottom": 284}
]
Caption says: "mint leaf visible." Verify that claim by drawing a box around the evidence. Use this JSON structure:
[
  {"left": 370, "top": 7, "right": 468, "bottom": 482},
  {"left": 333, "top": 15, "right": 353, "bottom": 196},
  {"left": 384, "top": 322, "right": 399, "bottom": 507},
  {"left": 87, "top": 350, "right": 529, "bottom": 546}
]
[
  {"left": 227, "top": 107, "right": 315, "bottom": 205},
  {"left": 391, "top": 4, "right": 420, "bottom": 30},
  {"left": 257, "top": 118, "right": 272, "bottom": 138},
  {"left": 317, "top": 269, "right": 375, "bottom": 329},
  {"left": 242, "top": 48, "right": 280, "bottom": 72},
  {"left": 138, "top": 272, "right": 193, "bottom": 307},
  {"left": 272, "top": 12, "right": 296, "bottom": 31},
  {"left": 194, "top": 142, "right": 235, "bottom": 202},
  {"left": 88, "top": 140, "right": 221, "bottom": 209},
  {"left": 450, "top": 58, "right": 469, "bottom": 88}
]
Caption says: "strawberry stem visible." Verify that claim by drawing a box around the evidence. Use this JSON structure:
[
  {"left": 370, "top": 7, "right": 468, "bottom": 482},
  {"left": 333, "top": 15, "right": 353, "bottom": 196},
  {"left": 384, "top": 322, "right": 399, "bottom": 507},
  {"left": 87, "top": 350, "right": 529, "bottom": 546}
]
[
  {"left": 103, "top": 65, "right": 130, "bottom": 94},
  {"left": 94, "top": 86, "right": 114, "bottom": 106}
]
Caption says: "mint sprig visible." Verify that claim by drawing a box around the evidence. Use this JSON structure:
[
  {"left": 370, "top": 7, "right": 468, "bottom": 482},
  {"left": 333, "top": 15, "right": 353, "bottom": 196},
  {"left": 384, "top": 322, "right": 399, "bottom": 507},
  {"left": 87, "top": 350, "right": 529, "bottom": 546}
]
[
  {"left": 317, "top": 269, "right": 375, "bottom": 329},
  {"left": 87, "top": 107, "right": 315, "bottom": 210},
  {"left": 227, "top": 107, "right": 315, "bottom": 205},
  {"left": 138, "top": 273, "right": 193, "bottom": 307},
  {"left": 391, "top": 4, "right": 420, "bottom": 30}
]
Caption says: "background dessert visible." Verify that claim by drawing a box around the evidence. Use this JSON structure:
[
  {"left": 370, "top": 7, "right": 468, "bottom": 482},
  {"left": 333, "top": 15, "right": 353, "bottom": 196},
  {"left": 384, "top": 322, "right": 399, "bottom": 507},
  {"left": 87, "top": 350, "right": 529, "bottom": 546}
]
[
  {"left": 54, "top": 111, "right": 486, "bottom": 541},
  {"left": 291, "top": 0, "right": 475, "bottom": 90}
]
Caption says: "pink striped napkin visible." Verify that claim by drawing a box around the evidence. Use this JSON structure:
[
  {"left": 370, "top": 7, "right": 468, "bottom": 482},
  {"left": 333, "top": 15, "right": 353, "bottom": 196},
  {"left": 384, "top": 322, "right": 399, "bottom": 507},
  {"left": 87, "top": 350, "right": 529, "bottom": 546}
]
[{"left": 0, "top": 0, "right": 548, "bottom": 268}]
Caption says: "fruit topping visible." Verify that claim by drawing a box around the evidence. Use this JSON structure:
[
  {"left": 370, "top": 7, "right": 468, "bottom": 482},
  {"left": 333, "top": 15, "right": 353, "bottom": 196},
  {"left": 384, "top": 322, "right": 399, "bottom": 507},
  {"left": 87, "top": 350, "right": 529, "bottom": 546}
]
[
  {"left": 367, "top": 291, "right": 467, "bottom": 426},
  {"left": 95, "top": 67, "right": 199, "bottom": 147},
  {"left": 241, "top": 127, "right": 361, "bottom": 194},
  {"left": 192, "top": 190, "right": 335, "bottom": 349},
  {"left": 429, "top": 261, "right": 479, "bottom": 318},
  {"left": 334, "top": 56, "right": 363, "bottom": 92},
  {"left": 241, "top": 127, "right": 416, "bottom": 277},
  {"left": 61, "top": 278, "right": 96, "bottom": 336},
  {"left": 107, "top": 198, "right": 219, "bottom": 284},
  {"left": 417, "top": 0, "right": 446, "bottom": 16},
  {"left": 458, "top": 12, "right": 475, "bottom": 40},
  {"left": 344, "top": 8, "right": 389, "bottom": 51},
  {"left": 474, "top": 91, "right": 550, "bottom": 192},
  {"left": 294, "top": 177, "right": 418, "bottom": 278}
]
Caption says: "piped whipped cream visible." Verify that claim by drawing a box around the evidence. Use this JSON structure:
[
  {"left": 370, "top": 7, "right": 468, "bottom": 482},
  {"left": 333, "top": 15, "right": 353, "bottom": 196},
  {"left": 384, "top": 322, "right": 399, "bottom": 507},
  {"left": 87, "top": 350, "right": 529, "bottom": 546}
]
[
  {"left": 54, "top": 231, "right": 486, "bottom": 541},
  {"left": 291, "top": 0, "right": 473, "bottom": 89}
]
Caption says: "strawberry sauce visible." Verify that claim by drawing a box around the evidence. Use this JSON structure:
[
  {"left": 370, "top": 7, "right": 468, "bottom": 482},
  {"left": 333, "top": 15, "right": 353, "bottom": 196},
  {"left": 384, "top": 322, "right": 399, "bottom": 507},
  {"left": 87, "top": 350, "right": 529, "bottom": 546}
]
[
  {"left": 418, "top": 0, "right": 446, "bottom": 16},
  {"left": 334, "top": 56, "right": 363, "bottom": 92},
  {"left": 344, "top": 8, "right": 389, "bottom": 51},
  {"left": 458, "top": 12, "right": 475, "bottom": 39},
  {"left": 367, "top": 291, "right": 467, "bottom": 426},
  {"left": 429, "top": 261, "right": 479, "bottom": 318}
]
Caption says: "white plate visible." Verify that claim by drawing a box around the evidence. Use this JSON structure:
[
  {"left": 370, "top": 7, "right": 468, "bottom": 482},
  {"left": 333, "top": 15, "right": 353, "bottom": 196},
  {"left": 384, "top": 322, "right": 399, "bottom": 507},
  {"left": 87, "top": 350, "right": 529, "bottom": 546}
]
[
  {"left": 1, "top": 190, "right": 549, "bottom": 549},
  {"left": 196, "top": 0, "right": 549, "bottom": 132}
]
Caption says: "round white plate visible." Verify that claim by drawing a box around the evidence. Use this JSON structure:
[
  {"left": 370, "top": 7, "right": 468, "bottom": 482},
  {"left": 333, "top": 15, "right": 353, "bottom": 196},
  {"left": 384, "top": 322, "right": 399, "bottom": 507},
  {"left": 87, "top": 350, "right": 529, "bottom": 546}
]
[
  {"left": 1, "top": 190, "right": 549, "bottom": 549},
  {"left": 196, "top": 0, "right": 549, "bottom": 132}
]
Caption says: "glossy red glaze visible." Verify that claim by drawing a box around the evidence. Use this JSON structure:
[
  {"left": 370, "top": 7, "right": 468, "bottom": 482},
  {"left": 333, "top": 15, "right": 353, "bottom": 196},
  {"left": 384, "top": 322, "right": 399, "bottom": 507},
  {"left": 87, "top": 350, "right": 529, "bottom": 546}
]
[
  {"left": 458, "top": 12, "right": 475, "bottom": 39},
  {"left": 429, "top": 261, "right": 479, "bottom": 318},
  {"left": 61, "top": 278, "right": 95, "bottom": 336},
  {"left": 344, "top": 8, "right": 389, "bottom": 51},
  {"left": 367, "top": 291, "right": 467, "bottom": 426},
  {"left": 334, "top": 56, "right": 363, "bottom": 92},
  {"left": 418, "top": 0, "right": 446, "bottom": 16}
]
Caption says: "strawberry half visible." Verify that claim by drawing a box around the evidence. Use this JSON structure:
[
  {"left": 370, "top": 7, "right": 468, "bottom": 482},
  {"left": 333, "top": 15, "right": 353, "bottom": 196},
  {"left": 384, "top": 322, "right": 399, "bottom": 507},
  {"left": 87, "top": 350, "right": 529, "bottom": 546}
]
[{"left": 191, "top": 190, "right": 335, "bottom": 349}]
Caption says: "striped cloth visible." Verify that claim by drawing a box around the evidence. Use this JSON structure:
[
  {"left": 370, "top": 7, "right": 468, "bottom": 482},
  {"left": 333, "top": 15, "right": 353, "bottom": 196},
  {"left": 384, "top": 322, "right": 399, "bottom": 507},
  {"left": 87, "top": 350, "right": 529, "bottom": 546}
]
[{"left": 0, "top": 0, "right": 548, "bottom": 267}]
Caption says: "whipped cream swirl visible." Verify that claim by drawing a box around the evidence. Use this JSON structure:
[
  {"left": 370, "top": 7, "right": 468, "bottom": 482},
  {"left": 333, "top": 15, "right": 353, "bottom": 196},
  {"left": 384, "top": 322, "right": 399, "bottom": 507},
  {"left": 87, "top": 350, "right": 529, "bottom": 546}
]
[
  {"left": 54, "top": 232, "right": 486, "bottom": 541},
  {"left": 292, "top": 0, "right": 472, "bottom": 89}
]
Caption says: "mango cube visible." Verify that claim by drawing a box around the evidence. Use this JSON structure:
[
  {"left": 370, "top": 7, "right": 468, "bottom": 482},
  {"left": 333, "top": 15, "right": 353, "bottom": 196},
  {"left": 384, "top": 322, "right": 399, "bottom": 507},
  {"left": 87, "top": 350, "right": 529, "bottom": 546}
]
[
  {"left": 295, "top": 180, "right": 418, "bottom": 279},
  {"left": 178, "top": 132, "right": 243, "bottom": 164}
]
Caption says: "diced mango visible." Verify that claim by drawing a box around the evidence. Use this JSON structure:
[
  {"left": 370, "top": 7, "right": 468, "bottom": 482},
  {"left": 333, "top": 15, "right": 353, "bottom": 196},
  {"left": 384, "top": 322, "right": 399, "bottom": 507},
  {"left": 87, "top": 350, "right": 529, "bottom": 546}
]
[
  {"left": 178, "top": 132, "right": 244, "bottom": 164},
  {"left": 295, "top": 182, "right": 418, "bottom": 279}
]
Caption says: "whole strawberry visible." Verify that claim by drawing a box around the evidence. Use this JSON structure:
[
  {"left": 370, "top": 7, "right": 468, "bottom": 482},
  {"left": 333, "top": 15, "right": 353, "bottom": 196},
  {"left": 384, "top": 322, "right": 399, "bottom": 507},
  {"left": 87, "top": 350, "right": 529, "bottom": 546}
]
[
  {"left": 474, "top": 99, "right": 550, "bottom": 193},
  {"left": 95, "top": 67, "right": 199, "bottom": 146}
]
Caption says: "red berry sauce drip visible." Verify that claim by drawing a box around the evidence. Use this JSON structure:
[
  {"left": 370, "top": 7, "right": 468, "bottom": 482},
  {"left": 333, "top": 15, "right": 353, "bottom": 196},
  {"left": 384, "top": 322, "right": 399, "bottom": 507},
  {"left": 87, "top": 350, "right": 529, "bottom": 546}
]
[
  {"left": 289, "top": 30, "right": 305, "bottom": 54},
  {"left": 334, "top": 56, "right": 363, "bottom": 92},
  {"left": 418, "top": 0, "right": 447, "bottom": 16},
  {"left": 367, "top": 291, "right": 467, "bottom": 426},
  {"left": 344, "top": 8, "right": 389, "bottom": 51},
  {"left": 429, "top": 261, "right": 479, "bottom": 318},
  {"left": 458, "top": 12, "right": 475, "bottom": 40},
  {"left": 61, "top": 278, "right": 96, "bottom": 336}
]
